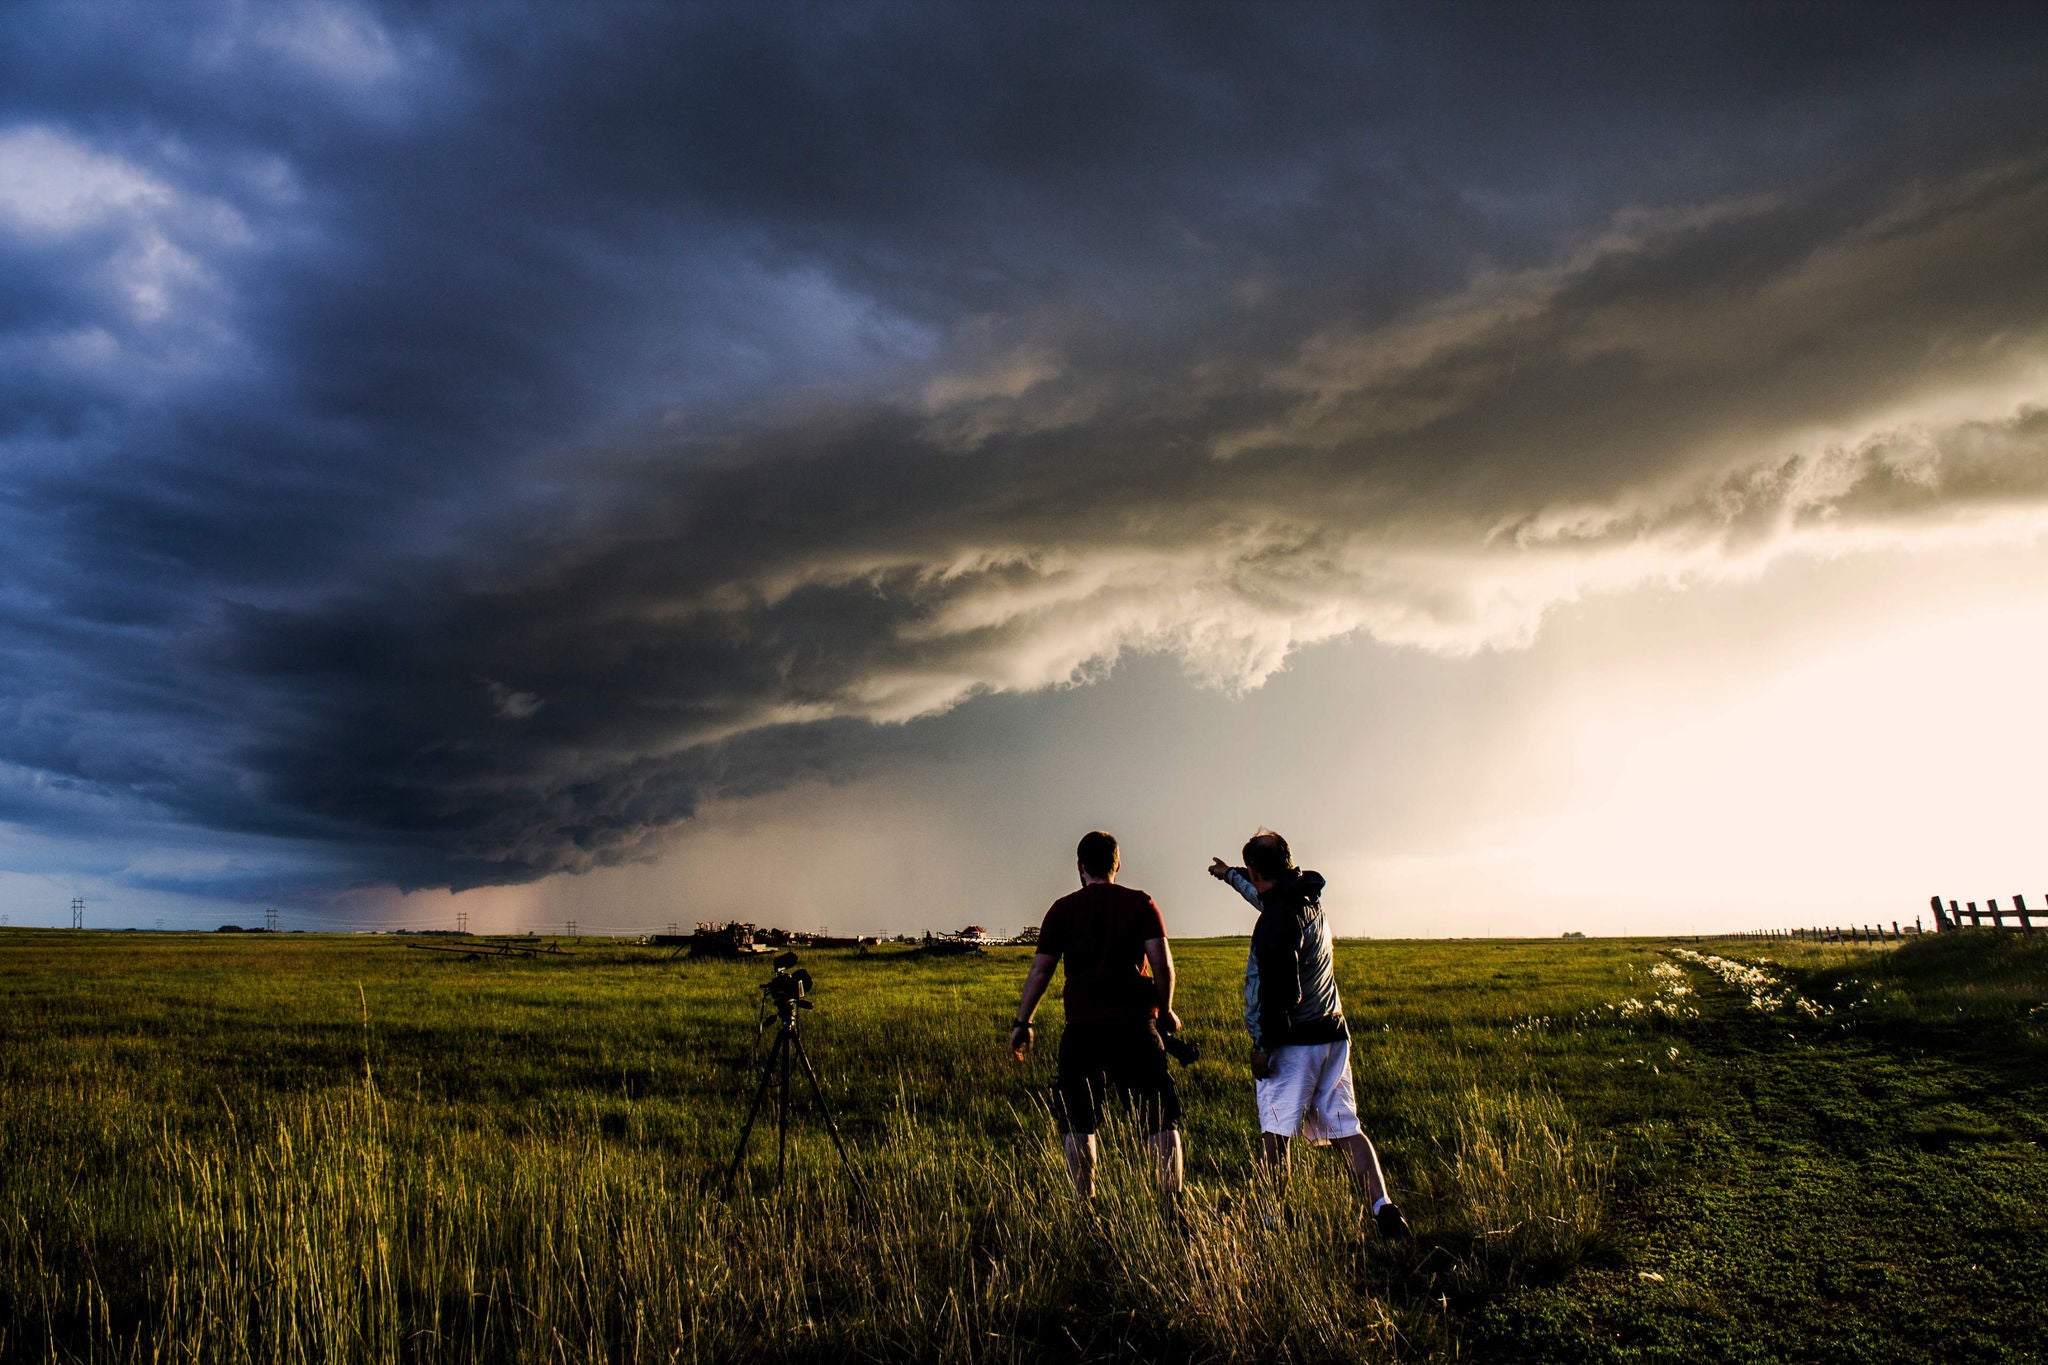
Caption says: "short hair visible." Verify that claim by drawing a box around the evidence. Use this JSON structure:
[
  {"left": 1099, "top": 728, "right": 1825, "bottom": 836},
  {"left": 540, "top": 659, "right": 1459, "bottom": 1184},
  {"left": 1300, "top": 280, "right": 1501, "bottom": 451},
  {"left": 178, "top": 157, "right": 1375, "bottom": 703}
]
[
  {"left": 1076, "top": 830, "right": 1119, "bottom": 878},
  {"left": 1242, "top": 830, "right": 1292, "bottom": 880}
]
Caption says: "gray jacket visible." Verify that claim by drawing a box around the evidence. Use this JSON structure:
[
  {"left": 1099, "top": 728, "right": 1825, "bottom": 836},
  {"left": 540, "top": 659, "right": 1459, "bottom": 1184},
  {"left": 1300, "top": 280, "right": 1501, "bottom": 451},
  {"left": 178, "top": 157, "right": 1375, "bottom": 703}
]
[{"left": 1225, "top": 867, "right": 1348, "bottom": 1051}]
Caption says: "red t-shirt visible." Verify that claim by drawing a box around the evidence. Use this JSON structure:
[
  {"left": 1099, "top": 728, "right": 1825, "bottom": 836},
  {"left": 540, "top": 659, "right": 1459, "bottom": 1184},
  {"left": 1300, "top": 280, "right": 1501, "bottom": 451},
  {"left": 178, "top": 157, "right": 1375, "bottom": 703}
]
[{"left": 1037, "top": 883, "right": 1166, "bottom": 1022}]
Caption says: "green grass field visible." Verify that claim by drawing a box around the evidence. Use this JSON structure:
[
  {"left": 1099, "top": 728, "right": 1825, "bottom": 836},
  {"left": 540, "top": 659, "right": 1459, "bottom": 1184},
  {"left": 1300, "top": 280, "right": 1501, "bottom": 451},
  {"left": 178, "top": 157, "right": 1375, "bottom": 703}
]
[{"left": 2, "top": 928, "right": 2044, "bottom": 1363}]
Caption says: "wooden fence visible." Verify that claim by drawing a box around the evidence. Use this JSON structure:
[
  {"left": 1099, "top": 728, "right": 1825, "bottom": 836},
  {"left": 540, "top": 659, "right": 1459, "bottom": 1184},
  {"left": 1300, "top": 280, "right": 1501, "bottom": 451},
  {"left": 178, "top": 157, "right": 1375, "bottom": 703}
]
[
  {"left": 1927, "top": 893, "right": 2047, "bottom": 932},
  {"left": 1731, "top": 893, "right": 2048, "bottom": 943},
  {"left": 1731, "top": 922, "right": 1922, "bottom": 944}
]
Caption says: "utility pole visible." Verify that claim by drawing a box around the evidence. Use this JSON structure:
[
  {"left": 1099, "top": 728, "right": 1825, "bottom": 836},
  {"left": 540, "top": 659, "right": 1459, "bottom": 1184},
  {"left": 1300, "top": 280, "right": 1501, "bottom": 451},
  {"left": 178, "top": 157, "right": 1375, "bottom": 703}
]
[
  {"left": 264, "top": 906, "right": 279, "bottom": 933},
  {"left": 71, "top": 896, "right": 84, "bottom": 930},
  {"left": 155, "top": 918, "right": 166, "bottom": 932},
  {"left": 456, "top": 910, "right": 469, "bottom": 935},
  {"left": 565, "top": 919, "right": 579, "bottom": 939}
]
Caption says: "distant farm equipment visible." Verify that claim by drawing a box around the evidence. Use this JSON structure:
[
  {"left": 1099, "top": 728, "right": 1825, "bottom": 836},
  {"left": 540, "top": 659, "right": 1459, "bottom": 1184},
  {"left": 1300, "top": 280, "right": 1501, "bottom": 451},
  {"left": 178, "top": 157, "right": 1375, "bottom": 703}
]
[
  {"left": 684, "top": 922, "right": 878, "bottom": 958},
  {"left": 911, "top": 924, "right": 1042, "bottom": 957},
  {"left": 403, "top": 918, "right": 1024, "bottom": 963}
]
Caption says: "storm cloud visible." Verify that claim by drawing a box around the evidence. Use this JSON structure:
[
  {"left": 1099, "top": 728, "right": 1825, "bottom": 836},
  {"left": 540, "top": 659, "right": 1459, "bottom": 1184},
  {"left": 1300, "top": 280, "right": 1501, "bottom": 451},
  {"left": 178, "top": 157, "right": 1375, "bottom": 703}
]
[{"left": 4, "top": 2, "right": 2048, "bottom": 895}]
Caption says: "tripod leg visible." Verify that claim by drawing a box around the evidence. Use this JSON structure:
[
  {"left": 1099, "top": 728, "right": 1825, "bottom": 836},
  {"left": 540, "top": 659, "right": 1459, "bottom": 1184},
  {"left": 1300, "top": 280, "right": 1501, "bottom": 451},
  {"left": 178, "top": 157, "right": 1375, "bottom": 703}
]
[
  {"left": 790, "top": 1030, "right": 865, "bottom": 1198},
  {"left": 777, "top": 1025, "right": 794, "bottom": 1189},
  {"left": 721, "top": 1030, "right": 787, "bottom": 1195}
]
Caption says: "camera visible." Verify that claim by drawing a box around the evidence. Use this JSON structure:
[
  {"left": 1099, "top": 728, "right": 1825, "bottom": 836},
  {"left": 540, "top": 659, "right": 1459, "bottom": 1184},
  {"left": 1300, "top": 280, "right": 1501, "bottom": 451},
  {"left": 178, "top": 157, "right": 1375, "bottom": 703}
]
[
  {"left": 1160, "top": 1024, "right": 1200, "bottom": 1066},
  {"left": 762, "top": 950, "right": 813, "bottom": 1014},
  {"left": 724, "top": 950, "right": 864, "bottom": 1199}
]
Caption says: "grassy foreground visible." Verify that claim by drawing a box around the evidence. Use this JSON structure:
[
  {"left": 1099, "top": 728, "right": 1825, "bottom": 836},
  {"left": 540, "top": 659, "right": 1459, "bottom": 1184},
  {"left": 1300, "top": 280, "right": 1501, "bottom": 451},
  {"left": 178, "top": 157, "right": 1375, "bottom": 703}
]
[{"left": 0, "top": 929, "right": 2044, "bottom": 1363}]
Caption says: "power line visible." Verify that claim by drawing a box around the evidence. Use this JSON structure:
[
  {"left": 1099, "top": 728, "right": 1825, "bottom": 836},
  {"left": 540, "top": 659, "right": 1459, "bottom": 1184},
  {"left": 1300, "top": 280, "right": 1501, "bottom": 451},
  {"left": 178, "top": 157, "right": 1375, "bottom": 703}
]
[
  {"left": 264, "top": 906, "right": 279, "bottom": 933},
  {"left": 71, "top": 896, "right": 84, "bottom": 930}
]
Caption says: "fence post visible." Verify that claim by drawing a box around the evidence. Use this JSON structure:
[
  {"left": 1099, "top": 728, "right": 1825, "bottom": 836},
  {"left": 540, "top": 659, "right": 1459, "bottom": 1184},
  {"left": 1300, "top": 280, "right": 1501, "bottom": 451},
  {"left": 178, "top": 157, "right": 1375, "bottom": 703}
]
[
  {"left": 1987, "top": 898, "right": 2006, "bottom": 929},
  {"left": 1966, "top": 901, "right": 1979, "bottom": 927},
  {"left": 1930, "top": 896, "right": 1949, "bottom": 931},
  {"left": 2017, "top": 895, "right": 2034, "bottom": 932}
]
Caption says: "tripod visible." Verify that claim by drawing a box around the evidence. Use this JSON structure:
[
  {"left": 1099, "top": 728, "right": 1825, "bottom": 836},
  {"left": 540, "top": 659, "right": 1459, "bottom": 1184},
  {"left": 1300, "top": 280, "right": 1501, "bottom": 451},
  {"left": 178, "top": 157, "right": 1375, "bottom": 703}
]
[{"left": 720, "top": 990, "right": 862, "bottom": 1197}]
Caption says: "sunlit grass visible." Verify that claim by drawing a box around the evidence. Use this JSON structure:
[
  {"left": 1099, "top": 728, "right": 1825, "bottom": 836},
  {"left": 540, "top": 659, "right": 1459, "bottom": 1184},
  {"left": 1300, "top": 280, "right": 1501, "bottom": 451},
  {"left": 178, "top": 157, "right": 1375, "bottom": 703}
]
[{"left": 0, "top": 932, "right": 1776, "bottom": 1361}]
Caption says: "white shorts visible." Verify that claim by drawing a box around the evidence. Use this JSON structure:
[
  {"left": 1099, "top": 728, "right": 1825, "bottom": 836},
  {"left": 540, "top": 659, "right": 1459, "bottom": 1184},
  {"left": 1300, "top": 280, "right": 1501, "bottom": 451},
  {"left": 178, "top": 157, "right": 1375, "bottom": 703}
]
[{"left": 1256, "top": 1038, "right": 1361, "bottom": 1141}]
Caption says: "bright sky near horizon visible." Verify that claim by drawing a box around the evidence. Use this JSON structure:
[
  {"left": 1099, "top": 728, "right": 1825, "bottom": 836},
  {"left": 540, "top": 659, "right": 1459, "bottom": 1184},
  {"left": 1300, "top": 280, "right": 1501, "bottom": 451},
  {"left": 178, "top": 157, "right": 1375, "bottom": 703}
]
[{"left": 2, "top": 3, "right": 2046, "bottom": 936}]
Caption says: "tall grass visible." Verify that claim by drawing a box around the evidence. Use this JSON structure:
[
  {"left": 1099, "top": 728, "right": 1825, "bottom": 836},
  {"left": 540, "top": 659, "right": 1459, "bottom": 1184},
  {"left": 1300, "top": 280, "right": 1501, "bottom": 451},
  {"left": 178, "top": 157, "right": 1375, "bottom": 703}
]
[
  {"left": 5, "top": 1068, "right": 1608, "bottom": 1363},
  {"left": 0, "top": 935, "right": 1647, "bottom": 1362}
]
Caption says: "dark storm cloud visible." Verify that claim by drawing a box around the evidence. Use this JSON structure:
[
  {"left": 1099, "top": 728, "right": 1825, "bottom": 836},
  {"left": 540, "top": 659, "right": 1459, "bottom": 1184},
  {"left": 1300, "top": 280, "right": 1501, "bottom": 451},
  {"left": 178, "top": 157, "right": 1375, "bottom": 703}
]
[{"left": 3, "top": 1, "right": 2048, "bottom": 892}]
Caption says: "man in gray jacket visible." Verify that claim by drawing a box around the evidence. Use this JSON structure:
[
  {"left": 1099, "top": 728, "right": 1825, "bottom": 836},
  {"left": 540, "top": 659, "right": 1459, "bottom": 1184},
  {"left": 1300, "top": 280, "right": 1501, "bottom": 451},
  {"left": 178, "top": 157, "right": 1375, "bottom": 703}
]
[{"left": 1209, "top": 830, "right": 1409, "bottom": 1239}]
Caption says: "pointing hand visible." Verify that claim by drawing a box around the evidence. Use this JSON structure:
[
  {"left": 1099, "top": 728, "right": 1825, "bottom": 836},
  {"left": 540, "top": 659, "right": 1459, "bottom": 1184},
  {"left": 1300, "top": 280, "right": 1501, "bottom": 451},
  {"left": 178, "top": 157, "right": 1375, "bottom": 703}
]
[{"left": 1207, "top": 857, "right": 1228, "bottom": 879}]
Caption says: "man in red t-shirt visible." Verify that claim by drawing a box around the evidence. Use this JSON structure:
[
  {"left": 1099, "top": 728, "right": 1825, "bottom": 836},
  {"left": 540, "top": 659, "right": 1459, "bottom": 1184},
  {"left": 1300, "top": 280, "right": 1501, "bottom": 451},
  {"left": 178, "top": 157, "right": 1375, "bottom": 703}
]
[{"left": 1009, "top": 830, "right": 1183, "bottom": 1207}]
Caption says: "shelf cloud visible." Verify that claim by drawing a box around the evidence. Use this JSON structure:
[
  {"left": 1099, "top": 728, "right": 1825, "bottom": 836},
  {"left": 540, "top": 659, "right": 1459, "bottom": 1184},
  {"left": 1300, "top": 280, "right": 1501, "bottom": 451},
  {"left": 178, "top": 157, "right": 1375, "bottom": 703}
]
[{"left": 3, "top": 2, "right": 2047, "bottom": 896}]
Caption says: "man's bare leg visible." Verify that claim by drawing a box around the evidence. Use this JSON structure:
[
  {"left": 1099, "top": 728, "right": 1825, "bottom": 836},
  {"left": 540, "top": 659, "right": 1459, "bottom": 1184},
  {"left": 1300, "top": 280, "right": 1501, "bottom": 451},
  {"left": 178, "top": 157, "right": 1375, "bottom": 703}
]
[
  {"left": 1063, "top": 1133, "right": 1097, "bottom": 1200},
  {"left": 1151, "top": 1130, "right": 1184, "bottom": 1199},
  {"left": 1260, "top": 1132, "right": 1290, "bottom": 1189},
  {"left": 1333, "top": 1133, "right": 1390, "bottom": 1206}
]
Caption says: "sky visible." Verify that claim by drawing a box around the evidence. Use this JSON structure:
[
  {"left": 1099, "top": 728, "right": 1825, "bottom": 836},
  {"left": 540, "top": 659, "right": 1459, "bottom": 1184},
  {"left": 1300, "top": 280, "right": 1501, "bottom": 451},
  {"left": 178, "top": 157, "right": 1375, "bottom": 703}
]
[{"left": 2, "top": 2, "right": 2047, "bottom": 937}]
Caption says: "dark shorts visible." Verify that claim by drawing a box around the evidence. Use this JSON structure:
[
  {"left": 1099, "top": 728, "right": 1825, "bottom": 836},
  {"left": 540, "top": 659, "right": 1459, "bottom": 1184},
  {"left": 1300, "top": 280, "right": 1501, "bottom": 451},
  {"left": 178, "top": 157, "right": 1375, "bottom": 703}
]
[{"left": 1053, "top": 1019, "right": 1182, "bottom": 1136}]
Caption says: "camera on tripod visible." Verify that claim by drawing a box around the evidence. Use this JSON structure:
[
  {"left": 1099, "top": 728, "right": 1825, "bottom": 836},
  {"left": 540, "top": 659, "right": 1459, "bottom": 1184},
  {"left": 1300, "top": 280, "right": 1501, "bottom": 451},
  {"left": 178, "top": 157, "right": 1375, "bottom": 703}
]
[
  {"left": 723, "top": 949, "right": 864, "bottom": 1200},
  {"left": 762, "top": 951, "right": 813, "bottom": 1014}
]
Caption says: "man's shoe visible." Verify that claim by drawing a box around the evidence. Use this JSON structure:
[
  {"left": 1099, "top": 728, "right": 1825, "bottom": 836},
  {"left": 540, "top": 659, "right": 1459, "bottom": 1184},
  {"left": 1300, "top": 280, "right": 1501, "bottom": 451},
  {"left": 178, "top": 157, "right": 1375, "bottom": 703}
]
[{"left": 1373, "top": 1201, "right": 1411, "bottom": 1241}]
